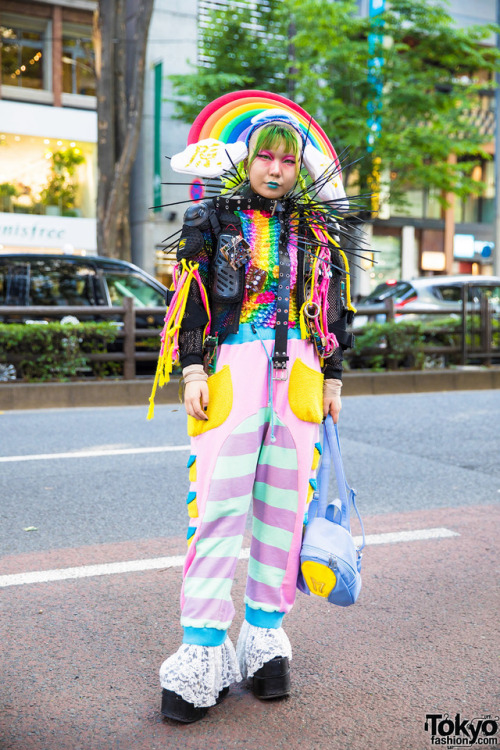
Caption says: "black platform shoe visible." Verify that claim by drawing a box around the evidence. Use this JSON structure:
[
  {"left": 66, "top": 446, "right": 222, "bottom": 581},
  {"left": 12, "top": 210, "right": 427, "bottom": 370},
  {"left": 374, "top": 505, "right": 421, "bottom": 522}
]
[
  {"left": 252, "top": 656, "right": 290, "bottom": 700},
  {"left": 161, "top": 686, "right": 229, "bottom": 723}
]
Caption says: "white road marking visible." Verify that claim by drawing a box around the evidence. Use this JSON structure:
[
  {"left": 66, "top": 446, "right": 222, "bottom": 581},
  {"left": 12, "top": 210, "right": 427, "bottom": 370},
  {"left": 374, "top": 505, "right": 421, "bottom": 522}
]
[
  {"left": 0, "top": 445, "right": 191, "bottom": 462},
  {"left": 0, "top": 527, "right": 459, "bottom": 588}
]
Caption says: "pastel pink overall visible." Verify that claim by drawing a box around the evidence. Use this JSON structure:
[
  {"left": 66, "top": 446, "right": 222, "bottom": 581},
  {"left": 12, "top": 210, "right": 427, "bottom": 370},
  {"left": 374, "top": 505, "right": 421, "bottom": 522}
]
[{"left": 181, "top": 326, "right": 323, "bottom": 642}]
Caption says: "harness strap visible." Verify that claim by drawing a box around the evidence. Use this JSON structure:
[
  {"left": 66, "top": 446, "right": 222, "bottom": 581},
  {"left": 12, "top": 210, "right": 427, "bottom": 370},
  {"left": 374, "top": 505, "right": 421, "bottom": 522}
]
[{"left": 273, "top": 210, "right": 291, "bottom": 380}]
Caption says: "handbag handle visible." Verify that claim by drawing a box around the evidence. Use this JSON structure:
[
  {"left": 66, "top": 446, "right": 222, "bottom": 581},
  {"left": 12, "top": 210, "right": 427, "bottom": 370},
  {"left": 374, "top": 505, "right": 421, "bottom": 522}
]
[{"left": 316, "top": 415, "right": 366, "bottom": 552}]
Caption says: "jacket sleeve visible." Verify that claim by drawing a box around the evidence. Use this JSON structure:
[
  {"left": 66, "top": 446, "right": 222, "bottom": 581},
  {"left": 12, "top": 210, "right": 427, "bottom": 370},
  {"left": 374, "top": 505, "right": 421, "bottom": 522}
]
[
  {"left": 321, "top": 244, "right": 355, "bottom": 381},
  {"left": 176, "top": 205, "right": 214, "bottom": 368}
]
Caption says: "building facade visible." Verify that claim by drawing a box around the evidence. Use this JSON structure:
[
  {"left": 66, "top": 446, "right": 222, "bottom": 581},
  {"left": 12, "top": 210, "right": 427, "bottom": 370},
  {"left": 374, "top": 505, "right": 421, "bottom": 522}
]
[
  {"left": 129, "top": 0, "right": 198, "bottom": 282},
  {"left": 2, "top": 0, "right": 496, "bottom": 290},
  {"left": 130, "top": 0, "right": 498, "bottom": 292},
  {"left": 0, "top": 0, "right": 98, "bottom": 256},
  {"left": 354, "top": 0, "right": 497, "bottom": 296}
]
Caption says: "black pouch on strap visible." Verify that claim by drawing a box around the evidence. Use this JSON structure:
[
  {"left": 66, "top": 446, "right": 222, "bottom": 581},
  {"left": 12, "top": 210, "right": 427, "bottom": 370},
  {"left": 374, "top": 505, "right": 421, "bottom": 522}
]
[
  {"left": 329, "top": 309, "right": 355, "bottom": 350},
  {"left": 211, "top": 210, "right": 248, "bottom": 304},
  {"left": 212, "top": 233, "right": 246, "bottom": 303}
]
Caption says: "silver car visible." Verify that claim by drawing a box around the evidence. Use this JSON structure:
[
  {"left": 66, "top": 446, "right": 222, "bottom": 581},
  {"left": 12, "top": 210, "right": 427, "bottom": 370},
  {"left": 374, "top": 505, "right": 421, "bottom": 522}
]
[{"left": 353, "top": 275, "right": 500, "bottom": 327}]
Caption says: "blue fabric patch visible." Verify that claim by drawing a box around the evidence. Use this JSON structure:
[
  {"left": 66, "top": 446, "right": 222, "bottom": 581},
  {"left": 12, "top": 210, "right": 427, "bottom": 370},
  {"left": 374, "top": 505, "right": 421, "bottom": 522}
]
[
  {"left": 187, "top": 454, "right": 196, "bottom": 468},
  {"left": 186, "top": 491, "right": 197, "bottom": 504},
  {"left": 183, "top": 627, "right": 227, "bottom": 646},
  {"left": 225, "top": 323, "right": 302, "bottom": 346},
  {"left": 186, "top": 526, "right": 196, "bottom": 540},
  {"left": 245, "top": 604, "right": 284, "bottom": 629},
  {"left": 309, "top": 478, "right": 317, "bottom": 490},
  {"left": 315, "top": 442, "right": 322, "bottom": 455}
]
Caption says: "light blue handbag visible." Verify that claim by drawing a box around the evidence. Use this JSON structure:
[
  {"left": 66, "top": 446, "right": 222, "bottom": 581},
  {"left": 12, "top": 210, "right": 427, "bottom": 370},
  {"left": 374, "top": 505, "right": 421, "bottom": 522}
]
[{"left": 297, "top": 415, "right": 365, "bottom": 606}]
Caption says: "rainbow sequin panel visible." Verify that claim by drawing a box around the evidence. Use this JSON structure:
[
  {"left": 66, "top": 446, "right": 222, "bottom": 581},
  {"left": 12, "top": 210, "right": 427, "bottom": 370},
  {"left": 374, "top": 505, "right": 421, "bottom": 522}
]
[{"left": 237, "top": 210, "right": 299, "bottom": 329}]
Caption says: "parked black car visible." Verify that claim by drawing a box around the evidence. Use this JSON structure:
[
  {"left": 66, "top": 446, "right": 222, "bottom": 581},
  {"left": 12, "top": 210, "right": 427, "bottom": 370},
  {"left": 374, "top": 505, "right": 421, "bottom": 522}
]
[{"left": 0, "top": 253, "right": 168, "bottom": 327}]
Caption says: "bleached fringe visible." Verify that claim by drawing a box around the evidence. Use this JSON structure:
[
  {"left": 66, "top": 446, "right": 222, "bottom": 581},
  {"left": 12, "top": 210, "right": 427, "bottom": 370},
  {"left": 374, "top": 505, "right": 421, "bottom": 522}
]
[
  {"left": 236, "top": 621, "right": 292, "bottom": 679},
  {"left": 159, "top": 638, "right": 242, "bottom": 708}
]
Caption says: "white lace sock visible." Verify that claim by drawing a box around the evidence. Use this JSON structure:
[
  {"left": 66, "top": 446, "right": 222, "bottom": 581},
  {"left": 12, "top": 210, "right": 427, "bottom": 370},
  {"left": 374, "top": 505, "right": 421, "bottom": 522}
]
[
  {"left": 159, "top": 638, "right": 242, "bottom": 708},
  {"left": 236, "top": 620, "right": 292, "bottom": 679}
]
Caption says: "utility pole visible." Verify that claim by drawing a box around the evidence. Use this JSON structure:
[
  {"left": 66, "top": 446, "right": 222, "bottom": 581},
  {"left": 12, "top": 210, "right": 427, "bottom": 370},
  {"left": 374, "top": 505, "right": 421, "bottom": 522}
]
[{"left": 495, "top": 0, "right": 500, "bottom": 275}]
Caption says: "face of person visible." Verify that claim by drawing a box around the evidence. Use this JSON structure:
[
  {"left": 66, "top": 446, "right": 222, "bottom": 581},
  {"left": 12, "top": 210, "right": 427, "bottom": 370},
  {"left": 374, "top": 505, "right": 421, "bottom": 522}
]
[{"left": 248, "top": 141, "right": 299, "bottom": 199}]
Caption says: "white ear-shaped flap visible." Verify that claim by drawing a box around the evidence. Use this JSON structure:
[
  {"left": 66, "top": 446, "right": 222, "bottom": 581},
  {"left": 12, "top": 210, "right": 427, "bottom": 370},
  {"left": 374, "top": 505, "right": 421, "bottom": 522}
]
[
  {"left": 302, "top": 143, "right": 349, "bottom": 211},
  {"left": 170, "top": 138, "right": 248, "bottom": 178}
]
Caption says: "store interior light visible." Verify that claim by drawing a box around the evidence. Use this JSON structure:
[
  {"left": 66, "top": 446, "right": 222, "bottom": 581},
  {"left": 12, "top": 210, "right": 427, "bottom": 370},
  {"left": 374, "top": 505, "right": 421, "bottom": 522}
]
[
  {"left": 44, "top": 139, "right": 50, "bottom": 144},
  {"left": 70, "top": 142, "right": 76, "bottom": 147},
  {"left": 57, "top": 140, "right": 63, "bottom": 146},
  {"left": 14, "top": 136, "right": 20, "bottom": 142}
]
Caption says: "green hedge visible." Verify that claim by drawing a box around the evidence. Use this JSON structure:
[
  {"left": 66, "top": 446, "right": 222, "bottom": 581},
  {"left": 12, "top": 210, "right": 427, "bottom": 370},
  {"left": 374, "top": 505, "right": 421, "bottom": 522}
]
[{"left": 0, "top": 322, "right": 119, "bottom": 381}]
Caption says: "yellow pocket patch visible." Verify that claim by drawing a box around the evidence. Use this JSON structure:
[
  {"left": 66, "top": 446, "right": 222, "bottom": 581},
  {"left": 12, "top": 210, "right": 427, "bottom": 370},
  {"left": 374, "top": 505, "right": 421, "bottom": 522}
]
[
  {"left": 187, "top": 365, "right": 233, "bottom": 437},
  {"left": 189, "top": 461, "right": 197, "bottom": 483},
  {"left": 288, "top": 359, "right": 324, "bottom": 424},
  {"left": 301, "top": 561, "right": 337, "bottom": 598}
]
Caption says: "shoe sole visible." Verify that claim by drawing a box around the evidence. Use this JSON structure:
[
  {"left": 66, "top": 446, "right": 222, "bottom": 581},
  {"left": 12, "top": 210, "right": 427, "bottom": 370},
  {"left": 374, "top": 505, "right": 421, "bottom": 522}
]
[
  {"left": 252, "top": 656, "right": 291, "bottom": 700},
  {"left": 161, "top": 686, "right": 229, "bottom": 723}
]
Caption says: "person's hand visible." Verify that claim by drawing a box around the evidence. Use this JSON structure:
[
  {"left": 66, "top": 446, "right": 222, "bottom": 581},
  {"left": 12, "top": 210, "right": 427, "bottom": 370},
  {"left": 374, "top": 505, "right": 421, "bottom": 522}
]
[
  {"left": 323, "top": 378, "right": 342, "bottom": 423},
  {"left": 184, "top": 380, "right": 209, "bottom": 420}
]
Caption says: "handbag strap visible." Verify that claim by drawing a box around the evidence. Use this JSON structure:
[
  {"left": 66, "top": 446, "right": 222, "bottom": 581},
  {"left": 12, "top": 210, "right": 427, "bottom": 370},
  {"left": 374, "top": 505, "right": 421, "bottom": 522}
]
[{"left": 316, "top": 415, "right": 366, "bottom": 552}]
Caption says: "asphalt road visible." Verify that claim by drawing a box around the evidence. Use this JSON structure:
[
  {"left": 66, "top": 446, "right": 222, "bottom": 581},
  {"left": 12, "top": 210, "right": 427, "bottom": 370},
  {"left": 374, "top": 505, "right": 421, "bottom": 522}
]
[
  {"left": 1, "top": 390, "right": 499, "bottom": 555},
  {"left": 1, "top": 391, "right": 499, "bottom": 750}
]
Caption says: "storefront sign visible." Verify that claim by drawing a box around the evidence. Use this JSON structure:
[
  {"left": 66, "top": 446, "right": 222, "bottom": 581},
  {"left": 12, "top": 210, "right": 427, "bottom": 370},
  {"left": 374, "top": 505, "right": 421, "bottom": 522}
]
[{"left": 0, "top": 212, "right": 97, "bottom": 251}]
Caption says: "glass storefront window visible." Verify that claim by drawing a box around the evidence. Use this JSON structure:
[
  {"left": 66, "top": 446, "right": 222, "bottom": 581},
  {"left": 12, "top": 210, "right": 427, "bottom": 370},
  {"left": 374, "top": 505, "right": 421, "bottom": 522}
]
[
  {"left": 62, "top": 25, "right": 95, "bottom": 97},
  {"left": 368, "top": 234, "right": 401, "bottom": 291},
  {"left": 391, "top": 190, "right": 424, "bottom": 219},
  {"left": 0, "top": 133, "right": 96, "bottom": 218},
  {"left": 425, "top": 188, "right": 442, "bottom": 219},
  {"left": 1, "top": 15, "right": 49, "bottom": 90}
]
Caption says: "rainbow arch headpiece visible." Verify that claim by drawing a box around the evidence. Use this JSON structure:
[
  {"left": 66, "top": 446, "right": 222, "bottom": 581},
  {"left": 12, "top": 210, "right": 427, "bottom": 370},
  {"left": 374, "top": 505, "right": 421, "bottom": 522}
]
[{"left": 171, "top": 90, "right": 347, "bottom": 205}]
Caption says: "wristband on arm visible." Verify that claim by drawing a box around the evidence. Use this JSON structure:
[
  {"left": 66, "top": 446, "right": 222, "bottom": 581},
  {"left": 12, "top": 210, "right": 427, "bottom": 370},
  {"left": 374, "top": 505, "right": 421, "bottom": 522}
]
[{"left": 182, "top": 364, "right": 208, "bottom": 384}]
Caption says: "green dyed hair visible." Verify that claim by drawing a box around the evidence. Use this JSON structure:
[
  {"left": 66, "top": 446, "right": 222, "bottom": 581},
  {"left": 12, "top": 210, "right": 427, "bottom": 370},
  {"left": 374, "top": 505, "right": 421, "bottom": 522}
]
[{"left": 247, "top": 124, "right": 301, "bottom": 171}]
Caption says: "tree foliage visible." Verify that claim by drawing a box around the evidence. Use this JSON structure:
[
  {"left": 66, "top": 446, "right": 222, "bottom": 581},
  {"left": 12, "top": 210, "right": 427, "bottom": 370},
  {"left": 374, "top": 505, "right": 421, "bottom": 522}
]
[
  {"left": 169, "top": 0, "right": 288, "bottom": 123},
  {"left": 170, "top": 0, "right": 500, "bottom": 208}
]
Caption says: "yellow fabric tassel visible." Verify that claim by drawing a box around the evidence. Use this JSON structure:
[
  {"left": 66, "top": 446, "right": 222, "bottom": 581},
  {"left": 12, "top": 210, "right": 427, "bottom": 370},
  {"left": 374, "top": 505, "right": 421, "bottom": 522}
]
[{"left": 147, "top": 260, "right": 206, "bottom": 420}]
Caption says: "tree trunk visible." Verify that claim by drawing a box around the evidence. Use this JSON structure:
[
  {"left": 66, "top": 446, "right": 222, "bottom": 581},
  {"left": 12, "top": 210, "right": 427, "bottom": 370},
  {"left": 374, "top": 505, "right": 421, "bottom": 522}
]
[{"left": 94, "top": 0, "right": 154, "bottom": 260}]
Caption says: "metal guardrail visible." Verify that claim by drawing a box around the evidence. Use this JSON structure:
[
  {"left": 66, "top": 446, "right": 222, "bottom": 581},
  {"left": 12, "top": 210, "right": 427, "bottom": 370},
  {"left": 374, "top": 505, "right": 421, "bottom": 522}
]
[
  {"left": 1, "top": 283, "right": 499, "bottom": 378},
  {"left": 351, "top": 285, "right": 500, "bottom": 367}
]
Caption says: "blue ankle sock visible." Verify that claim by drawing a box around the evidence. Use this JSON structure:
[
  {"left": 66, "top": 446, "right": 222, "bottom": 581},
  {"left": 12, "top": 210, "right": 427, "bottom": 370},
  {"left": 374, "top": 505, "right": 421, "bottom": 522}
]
[
  {"left": 245, "top": 605, "right": 284, "bottom": 629},
  {"left": 182, "top": 627, "right": 227, "bottom": 646}
]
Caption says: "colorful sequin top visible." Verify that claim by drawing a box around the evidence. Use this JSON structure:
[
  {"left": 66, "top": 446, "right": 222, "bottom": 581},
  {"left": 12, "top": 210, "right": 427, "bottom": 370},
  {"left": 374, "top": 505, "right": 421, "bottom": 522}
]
[{"left": 237, "top": 209, "right": 299, "bottom": 329}]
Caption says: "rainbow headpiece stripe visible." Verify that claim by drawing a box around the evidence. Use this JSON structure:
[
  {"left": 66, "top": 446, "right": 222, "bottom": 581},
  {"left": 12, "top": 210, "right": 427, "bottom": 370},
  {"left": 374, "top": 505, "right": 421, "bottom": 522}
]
[{"left": 187, "top": 90, "right": 339, "bottom": 168}]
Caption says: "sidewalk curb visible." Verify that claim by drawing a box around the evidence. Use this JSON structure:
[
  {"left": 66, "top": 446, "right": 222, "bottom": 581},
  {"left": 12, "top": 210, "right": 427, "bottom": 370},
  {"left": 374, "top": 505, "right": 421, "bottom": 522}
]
[{"left": 1, "top": 368, "right": 499, "bottom": 411}]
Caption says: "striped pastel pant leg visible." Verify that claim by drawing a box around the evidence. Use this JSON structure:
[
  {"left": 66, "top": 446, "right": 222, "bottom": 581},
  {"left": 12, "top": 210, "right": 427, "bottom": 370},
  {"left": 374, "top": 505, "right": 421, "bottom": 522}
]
[
  {"left": 180, "top": 410, "right": 269, "bottom": 636},
  {"left": 245, "top": 415, "right": 300, "bottom": 618}
]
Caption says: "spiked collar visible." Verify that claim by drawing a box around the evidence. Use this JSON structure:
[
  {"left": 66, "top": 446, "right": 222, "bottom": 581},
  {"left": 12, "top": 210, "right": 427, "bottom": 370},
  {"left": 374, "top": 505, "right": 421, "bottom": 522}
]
[{"left": 212, "top": 185, "right": 293, "bottom": 215}]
